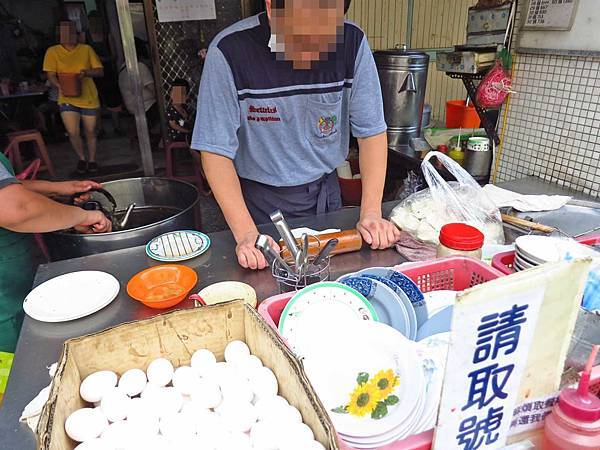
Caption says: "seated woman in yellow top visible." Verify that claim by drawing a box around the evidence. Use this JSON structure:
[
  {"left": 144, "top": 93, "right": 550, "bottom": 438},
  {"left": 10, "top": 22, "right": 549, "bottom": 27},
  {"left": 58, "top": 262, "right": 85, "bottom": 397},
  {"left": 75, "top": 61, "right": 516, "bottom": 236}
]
[{"left": 43, "top": 21, "right": 104, "bottom": 175}]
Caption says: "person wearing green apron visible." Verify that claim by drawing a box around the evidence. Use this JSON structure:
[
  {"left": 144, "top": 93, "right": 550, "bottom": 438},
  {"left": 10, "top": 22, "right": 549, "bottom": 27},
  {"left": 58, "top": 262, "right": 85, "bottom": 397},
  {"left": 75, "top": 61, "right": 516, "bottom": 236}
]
[{"left": 0, "top": 153, "right": 112, "bottom": 352}]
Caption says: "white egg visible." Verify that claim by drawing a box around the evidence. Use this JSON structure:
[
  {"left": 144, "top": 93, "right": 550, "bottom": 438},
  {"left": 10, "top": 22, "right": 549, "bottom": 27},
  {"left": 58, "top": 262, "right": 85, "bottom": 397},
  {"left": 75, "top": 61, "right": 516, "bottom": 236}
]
[
  {"left": 73, "top": 438, "right": 106, "bottom": 450},
  {"left": 250, "top": 420, "right": 278, "bottom": 449},
  {"left": 203, "top": 361, "right": 231, "bottom": 383},
  {"left": 127, "top": 405, "right": 160, "bottom": 437},
  {"left": 158, "top": 386, "right": 184, "bottom": 417},
  {"left": 286, "top": 422, "right": 314, "bottom": 444},
  {"left": 65, "top": 407, "right": 108, "bottom": 442},
  {"left": 146, "top": 358, "right": 174, "bottom": 387},
  {"left": 224, "top": 340, "right": 250, "bottom": 363},
  {"left": 283, "top": 405, "right": 303, "bottom": 424},
  {"left": 189, "top": 378, "right": 222, "bottom": 409},
  {"left": 169, "top": 435, "right": 204, "bottom": 450},
  {"left": 254, "top": 395, "right": 289, "bottom": 421},
  {"left": 180, "top": 400, "right": 208, "bottom": 417},
  {"left": 233, "top": 354, "right": 263, "bottom": 375},
  {"left": 101, "top": 420, "right": 132, "bottom": 447},
  {"left": 190, "top": 348, "right": 217, "bottom": 377},
  {"left": 306, "top": 440, "right": 326, "bottom": 450},
  {"left": 80, "top": 370, "right": 118, "bottom": 403},
  {"left": 194, "top": 410, "right": 226, "bottom": 447},
  {"left": 100, "top": 387, "right": 131, "bottom": 422},
  {"left": 217, "top": 399, "right": 258, "bottom": 433},
  {"left": 159, "top": 411, "right": 196, "bottom": 438},
  {"left": 218, "top": 431, "right": 252, "bottom": 450},
  {"left": 219, "top": 376, "right": 254, "bottom": 403},
  {"left": 118, "top": 368, "right": 147, "bottom": 397},
  {"left": 138, "top": 434, "right": 170, "bottom": 450},
  {"left": 249, "top": 366, "right": 278, "bottom": 399},
  {"left": 172, "top": 365, "right": 197, "bottom": 396}
]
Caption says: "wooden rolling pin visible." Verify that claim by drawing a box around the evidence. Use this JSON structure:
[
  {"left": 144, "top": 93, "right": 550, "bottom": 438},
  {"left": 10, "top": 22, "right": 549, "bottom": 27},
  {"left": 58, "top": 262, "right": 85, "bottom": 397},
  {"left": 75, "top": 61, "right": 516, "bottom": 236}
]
[
  {"left": 280, "top": 229, "right": 363, "bottom": 260},
  {"left": 501, "top": 213, "right": 556, "bottom": 234}
]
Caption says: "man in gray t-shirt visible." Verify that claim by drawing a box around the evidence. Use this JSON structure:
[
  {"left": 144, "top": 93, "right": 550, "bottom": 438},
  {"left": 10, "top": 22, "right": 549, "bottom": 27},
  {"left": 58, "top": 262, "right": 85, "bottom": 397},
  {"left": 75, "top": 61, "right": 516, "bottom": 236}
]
[{"left": 192, "top": 0, "right": 401, "bottom": 269}]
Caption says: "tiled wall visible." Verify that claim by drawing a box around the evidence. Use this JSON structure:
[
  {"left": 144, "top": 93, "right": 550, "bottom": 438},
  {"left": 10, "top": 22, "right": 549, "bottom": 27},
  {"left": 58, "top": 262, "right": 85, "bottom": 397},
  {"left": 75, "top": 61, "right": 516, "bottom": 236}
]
[{"left": 495, "top": 10, "right": 600, "bottom": 198}]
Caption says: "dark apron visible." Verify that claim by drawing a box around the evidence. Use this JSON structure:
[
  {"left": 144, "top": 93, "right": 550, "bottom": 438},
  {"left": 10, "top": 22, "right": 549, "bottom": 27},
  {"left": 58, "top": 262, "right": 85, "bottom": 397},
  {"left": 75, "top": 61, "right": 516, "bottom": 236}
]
[
  {"left": 0, "top": 153, "right": 36, "bottom": 353},
  {"left": 240, "top": 171, "right": 342, "bottom": 225}
]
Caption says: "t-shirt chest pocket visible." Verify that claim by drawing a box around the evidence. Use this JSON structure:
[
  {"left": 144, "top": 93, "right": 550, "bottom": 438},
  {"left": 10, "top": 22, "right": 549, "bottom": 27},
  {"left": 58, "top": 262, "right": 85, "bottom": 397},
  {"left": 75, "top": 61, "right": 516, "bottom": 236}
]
[{"left": 304, "top": 93, "right": 343, "bottom": 145}]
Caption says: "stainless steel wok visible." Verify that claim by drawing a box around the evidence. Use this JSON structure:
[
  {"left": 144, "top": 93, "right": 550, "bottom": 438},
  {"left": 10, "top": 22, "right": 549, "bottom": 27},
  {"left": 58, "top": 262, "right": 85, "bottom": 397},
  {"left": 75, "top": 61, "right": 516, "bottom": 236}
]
[{"left": 44, "top": 177, "right": 200, "bottom": 261}]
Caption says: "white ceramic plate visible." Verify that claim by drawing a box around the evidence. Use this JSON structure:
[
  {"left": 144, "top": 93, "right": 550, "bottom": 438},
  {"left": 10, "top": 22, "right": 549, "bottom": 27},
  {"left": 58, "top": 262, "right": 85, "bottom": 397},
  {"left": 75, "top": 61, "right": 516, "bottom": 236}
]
[
  {"left": 515, "top": 235, "right": 600, "bottom": 264},
  {"left": 279, "top": 282, "right": 378, "bottom": 356},
  {"left": 23, "top": 271, "right": 120, "bottom": 322},
  {"left": 145, "top": 230, "right": 210, "bottom": 262},
  {"left": 302, "top": 321, "right": 424, "bottom": 439}
]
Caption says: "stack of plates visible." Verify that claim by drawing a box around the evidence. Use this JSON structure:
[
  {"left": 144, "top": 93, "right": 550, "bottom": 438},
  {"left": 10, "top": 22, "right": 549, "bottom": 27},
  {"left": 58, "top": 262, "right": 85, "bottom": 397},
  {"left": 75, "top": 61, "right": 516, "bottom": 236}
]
[
  {"left": 293, "top": 319, "right": 428, "bottom": 447},
  {"left": 514, "top": 235, "right": 600, "bottom": 272},
  {"left": 336, "top": 267, "right": 426, "bottom": 340}
]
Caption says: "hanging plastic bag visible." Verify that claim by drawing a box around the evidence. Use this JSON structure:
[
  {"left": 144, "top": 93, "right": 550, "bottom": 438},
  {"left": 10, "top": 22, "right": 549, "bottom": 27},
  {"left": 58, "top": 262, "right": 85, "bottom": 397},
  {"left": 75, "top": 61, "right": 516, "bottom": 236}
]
[
  {"left": 476, "top": 47, "right": 513, "bottom": 109},
  {"left": 389, "top": 151, "right": 505, "bottom": 245}
]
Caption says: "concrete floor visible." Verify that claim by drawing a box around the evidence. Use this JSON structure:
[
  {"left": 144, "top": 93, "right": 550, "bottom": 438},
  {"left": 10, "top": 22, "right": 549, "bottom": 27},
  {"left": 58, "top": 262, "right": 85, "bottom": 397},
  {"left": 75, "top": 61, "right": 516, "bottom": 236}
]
[{"left": 41, "top": 115, "right": 228, "bottom": 233}]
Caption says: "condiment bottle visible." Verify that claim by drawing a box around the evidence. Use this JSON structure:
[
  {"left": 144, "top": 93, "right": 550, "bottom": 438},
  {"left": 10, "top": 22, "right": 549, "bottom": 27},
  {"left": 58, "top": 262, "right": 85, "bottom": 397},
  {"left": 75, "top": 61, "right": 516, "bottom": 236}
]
[
  {"left": 436, "top": 223, "right": 484, "bottom": 259},
  {"left": 543, "top": 345, "right": 600, "bottom": 450}
]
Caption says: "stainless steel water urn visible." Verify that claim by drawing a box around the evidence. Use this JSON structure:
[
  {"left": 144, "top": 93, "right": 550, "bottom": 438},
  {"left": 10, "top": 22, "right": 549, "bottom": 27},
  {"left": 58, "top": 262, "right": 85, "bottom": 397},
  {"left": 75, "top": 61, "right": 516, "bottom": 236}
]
[{"left": 374, "top": 49, "right": 430, "bottom": 150}]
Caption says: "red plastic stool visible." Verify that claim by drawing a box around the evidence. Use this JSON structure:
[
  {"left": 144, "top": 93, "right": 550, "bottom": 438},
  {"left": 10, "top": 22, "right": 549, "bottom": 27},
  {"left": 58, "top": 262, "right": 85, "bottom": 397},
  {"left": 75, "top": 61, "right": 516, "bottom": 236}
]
[
  {"left": 5, "top": 130, "right": 55, "bottom": 178},
  {"left": 165, "top": 141, "right": 211, "bottom": 195}
]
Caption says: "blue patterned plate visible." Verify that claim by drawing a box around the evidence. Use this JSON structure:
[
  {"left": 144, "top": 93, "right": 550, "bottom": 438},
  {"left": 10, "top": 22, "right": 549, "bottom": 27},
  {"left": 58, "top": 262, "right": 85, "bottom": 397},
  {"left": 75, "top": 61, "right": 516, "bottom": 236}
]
[
  {"left": 146, "top": 230, "right": 210, "bottom": 262},
  {"left": 353, "top": 267, "right": 427, "bottom": 327},
  {"left": 339, "top": 276, "right": 412, "bottom": 339}
]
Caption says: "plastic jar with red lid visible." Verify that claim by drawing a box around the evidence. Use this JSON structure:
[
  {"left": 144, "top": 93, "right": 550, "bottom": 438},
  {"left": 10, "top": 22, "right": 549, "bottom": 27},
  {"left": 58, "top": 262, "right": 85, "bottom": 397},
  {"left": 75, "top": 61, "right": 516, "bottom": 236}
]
[{"left": 437, "top": 223, "right": 484, "bottom": 260}]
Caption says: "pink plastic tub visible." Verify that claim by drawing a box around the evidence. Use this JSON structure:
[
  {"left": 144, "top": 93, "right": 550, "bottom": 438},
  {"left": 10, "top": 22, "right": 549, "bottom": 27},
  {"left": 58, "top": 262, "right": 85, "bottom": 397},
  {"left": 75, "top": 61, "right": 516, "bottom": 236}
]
[{"left": 257, "top": 257, "right": 503, "bottom": 450}]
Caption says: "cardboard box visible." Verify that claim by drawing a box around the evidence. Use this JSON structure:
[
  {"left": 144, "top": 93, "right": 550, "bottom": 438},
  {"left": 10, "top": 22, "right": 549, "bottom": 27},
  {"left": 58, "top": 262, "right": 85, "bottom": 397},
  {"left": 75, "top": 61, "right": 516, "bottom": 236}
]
[{"left": 36, "top": 301, "right": 339, "bottom": 450}]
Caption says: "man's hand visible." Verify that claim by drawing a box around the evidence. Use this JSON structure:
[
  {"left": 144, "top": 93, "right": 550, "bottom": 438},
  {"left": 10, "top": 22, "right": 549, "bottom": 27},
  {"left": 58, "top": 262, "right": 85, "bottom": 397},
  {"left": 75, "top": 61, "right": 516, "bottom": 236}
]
[
  {"left": 74, "top": 210, "right": 112, "bottom": 234},
  {"left": 53, "top": 180, "right": 102, "bottom": 203},
  {"left": 357, "top": 211, "right": 402, "bottom": 250},
  {"left": 235, "top": 231, "right": 280, "bottom": 270}
]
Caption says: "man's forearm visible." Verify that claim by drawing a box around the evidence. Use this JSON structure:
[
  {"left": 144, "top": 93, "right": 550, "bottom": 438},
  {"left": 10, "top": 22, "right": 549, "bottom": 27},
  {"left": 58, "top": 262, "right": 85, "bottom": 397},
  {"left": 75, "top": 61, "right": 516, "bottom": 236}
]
[
  {"left": 22, "top": 180, "right": 59, "bottom": 196},
  {"left": 200, "top": 152, "right": 258, "bottom": 242},
  {"left": 0, "top": 186, "right": 87, "bottom": 233},
  {"left": 358, "top": 132, "right": 388, "bottom": 217}
]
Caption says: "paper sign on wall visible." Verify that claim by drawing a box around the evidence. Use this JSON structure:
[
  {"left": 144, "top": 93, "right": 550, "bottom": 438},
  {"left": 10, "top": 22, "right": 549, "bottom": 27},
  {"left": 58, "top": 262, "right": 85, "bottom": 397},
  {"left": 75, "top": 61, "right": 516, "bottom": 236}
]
[
  {"left": 156, "top": 0, "right": 216, "bottom": 23},
  {"left": 433, "top": 288, "right": 545, "bottom": 450}
]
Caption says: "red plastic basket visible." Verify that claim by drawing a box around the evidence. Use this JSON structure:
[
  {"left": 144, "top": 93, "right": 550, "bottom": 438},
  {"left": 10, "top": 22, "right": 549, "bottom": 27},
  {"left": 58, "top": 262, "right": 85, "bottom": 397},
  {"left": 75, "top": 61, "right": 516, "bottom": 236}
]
[
  {"left": 492, "top": 234, "right": 600, "bottom": 275},
  {"left": 257, "top": 256, "right": 503, "bottom": 450}
]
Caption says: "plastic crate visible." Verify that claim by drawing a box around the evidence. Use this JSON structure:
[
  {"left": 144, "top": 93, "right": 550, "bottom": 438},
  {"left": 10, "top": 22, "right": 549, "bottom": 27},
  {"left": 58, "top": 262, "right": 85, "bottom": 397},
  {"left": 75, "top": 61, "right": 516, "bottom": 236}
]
[
  {"left": 492, "top": 233, "right": 600, "bottom": 275},
  {"left": 257, "top": 257, "right": 503, "bottom": 450}
]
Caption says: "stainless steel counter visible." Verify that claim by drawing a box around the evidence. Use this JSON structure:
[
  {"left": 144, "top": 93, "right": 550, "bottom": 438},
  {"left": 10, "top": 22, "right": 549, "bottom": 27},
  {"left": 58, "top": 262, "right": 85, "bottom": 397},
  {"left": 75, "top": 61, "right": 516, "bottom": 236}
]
[
  {"left": 1, "top": 176, "right": 596, "bottom": 448},
  {"left": 0, "top": 203, "right": 404, "bottom": 449}
]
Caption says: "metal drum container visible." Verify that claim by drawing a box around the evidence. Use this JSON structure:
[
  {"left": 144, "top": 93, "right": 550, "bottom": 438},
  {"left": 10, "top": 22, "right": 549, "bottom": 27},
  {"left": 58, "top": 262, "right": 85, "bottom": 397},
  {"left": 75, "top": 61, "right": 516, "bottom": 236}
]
[
  {"left": 44, "top": 177, "right": 200, "bottom": 261},
  {"left": 374, "top": 49, "right": 430, "bottom": 150}
]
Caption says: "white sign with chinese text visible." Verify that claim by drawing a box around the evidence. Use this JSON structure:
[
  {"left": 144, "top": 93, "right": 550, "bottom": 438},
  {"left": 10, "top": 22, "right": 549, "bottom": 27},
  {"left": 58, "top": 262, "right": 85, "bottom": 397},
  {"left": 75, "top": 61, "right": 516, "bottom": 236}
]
[
  {"left": 156, "top": 0, "right": 216, "bottom": 23},
  {"left": 433, "top": 287, "right": 545, "bottom": 450},
  {"left": 508, "top": 393, "right": 559, "bottom": 436},
  {"left": 524, "top": 0, "right": 579, "bottom": 30}
]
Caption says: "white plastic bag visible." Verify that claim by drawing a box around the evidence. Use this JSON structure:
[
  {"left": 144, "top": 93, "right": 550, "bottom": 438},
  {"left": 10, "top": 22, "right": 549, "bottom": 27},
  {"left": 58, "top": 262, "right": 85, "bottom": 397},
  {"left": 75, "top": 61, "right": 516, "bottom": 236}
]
[{"left": 389, "top": 151, "right": 505, "bottom": 245}]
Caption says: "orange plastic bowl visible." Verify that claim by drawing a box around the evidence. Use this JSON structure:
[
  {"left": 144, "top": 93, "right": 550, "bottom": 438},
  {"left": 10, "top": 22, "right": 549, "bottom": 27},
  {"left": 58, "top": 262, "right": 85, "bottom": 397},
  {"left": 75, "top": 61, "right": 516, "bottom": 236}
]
[{"left": 127, "top": 265, "right": 198, "bottom": 309}]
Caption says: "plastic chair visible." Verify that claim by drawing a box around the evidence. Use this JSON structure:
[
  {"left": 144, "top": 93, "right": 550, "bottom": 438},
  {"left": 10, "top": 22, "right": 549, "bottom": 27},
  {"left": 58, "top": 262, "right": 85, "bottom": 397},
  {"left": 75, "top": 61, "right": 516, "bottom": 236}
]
[
  {"left": 165, "top": 140, "right": 211, "bottom": 196},
  {"left": 12, "top": 158, "right": 51, "bottom": 262},
  {"left": 4, "top": 130, "right": 55, "bottom": 178}
]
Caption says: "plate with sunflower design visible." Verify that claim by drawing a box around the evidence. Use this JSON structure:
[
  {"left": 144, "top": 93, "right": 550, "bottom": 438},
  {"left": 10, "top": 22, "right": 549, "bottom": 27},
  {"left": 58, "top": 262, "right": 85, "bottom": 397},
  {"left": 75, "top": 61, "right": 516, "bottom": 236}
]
[
  {"left": 302, "top": 320, "right": 424, "bottom": 439},
  {"left": 278, "top": 282, "right": 378, "bottom": 356}
]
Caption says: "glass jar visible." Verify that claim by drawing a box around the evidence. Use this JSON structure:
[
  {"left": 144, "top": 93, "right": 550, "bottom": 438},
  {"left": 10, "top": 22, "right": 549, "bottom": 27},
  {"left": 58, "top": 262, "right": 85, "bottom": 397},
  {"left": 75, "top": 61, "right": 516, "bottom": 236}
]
[{"left": 437, "top": 223, "right": 484, "bottom": 259}]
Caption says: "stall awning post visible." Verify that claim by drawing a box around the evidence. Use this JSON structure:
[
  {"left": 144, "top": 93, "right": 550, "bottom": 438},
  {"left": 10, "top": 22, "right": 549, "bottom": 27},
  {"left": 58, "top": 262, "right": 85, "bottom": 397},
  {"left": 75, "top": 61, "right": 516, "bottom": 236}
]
[{"left": 115, "top": 0, "right": 155, "bottom": 176}]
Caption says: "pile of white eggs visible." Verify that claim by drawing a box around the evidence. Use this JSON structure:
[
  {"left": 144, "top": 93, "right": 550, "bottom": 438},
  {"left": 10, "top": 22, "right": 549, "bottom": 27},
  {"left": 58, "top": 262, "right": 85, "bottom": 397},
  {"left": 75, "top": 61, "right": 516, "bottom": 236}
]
[{"left": 67, "top": 340, "right": 326, "bottom": 450}]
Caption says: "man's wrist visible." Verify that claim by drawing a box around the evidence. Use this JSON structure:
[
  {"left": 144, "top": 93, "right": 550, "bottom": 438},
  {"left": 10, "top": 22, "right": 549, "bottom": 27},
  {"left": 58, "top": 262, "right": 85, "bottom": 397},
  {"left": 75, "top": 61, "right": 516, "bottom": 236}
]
[{"left": 360, "top": 205, "right": 382, "bottom": 219}]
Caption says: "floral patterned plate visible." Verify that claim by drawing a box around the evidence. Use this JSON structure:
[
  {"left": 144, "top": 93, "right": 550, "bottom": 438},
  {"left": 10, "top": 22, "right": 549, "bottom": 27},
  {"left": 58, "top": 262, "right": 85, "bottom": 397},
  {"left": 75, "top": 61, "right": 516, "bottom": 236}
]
[{"left": 302, "top": 321, "right": 424, "bottom": 439}]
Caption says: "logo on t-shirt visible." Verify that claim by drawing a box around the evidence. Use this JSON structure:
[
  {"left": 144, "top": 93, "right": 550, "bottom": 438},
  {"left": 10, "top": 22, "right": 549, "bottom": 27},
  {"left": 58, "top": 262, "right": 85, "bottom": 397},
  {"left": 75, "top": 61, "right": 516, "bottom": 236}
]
[
  {"left": 318, "top": 115, "right": 337, "bottom": 138},
  {"left": 247, "top": 105, "right": 281, "bottom": 123}
]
